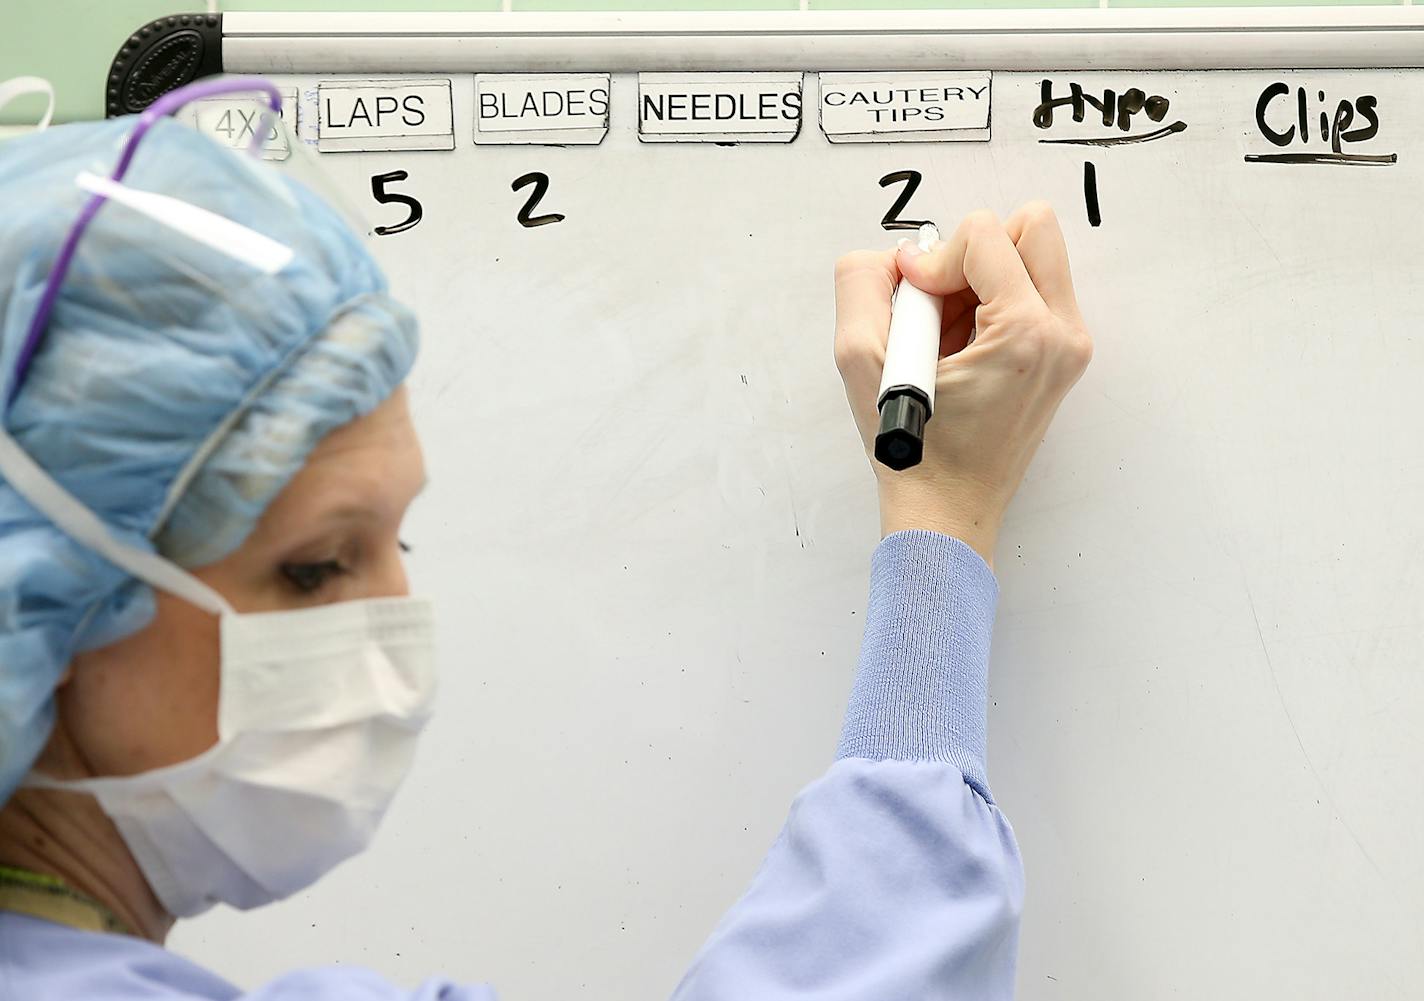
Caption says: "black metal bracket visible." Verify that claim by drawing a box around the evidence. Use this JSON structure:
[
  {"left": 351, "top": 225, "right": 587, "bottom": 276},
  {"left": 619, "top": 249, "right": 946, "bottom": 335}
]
[{"left": 106, "top": 12, "right": 223, "bottom": 118}]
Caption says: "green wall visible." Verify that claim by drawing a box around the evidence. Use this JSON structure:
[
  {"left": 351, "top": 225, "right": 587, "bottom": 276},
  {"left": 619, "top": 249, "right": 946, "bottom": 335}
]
[{"left": 0, "top": 0, "right": 1404, "bottom": 125}]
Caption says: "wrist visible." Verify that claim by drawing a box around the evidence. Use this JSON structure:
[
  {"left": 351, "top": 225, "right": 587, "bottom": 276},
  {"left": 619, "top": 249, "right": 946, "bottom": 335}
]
[{"left": 877, "top": 487, "right": 1001, "bottom": 569}]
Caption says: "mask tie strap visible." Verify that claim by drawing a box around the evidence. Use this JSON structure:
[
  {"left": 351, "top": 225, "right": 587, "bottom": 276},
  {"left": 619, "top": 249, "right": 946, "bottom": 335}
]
[
  {"left": 0, "top": 426, "right": 233, "bottom": 616},
  {"left": 73, "top": 172, "right": 294, "bottom": 274},
  {"left": 0, "top": 77, "right": 55, "bottom": 132}
]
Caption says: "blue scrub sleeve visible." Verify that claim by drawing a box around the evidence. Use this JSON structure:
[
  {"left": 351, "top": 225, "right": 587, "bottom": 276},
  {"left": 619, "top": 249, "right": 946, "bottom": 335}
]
[{"left": 670, "top": 529, "right": 1024, "bottom": 1001}]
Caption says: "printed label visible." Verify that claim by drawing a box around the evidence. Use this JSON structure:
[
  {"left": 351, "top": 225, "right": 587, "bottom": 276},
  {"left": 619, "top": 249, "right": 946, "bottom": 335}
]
[
  {"left": 639, "top": 73, "right": 803, "bottom": 143},
  {"left": 184, "top": 87, "right": 297, "bottom": 160},
  {"left": 318, "top": 79, "right": 455, "bottom": 152},
  {"left": 476, "top": 74, "right": 610, "bottom": 145},
  {"left": 819, "top": 73, "right": 992, "bottom": 143}
]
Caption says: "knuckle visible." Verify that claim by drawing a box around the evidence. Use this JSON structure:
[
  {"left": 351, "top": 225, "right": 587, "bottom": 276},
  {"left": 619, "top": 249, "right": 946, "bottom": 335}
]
[
  {"left": 834, "top": 249, "right": 881, "bottom": 282},
  {"left": 1068, "top": 329, "right": 1095, "bottom": 368},
  {"left": 832, "top": 330, "right": 871, "bottom": 374},
  {"left": 999, "top": 306, "right": 1064, "bottom": 366},
  {"left": 1005, "top": 323, "right": 1048, "bottom": 368},
  {"left": 1046, "top": 323, "right": 1093, "bottom": 373},
  {"left": 1021, "top": 199, "right": 1056, "bottom": 227},
  {"left": 961, "top": 208, "right": 1000, "bottom": 235}
]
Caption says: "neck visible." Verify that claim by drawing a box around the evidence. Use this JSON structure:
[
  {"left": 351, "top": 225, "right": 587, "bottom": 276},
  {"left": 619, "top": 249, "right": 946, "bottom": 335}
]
[{"left": 0, "top": 726, "right": 172, "bottom": 943}]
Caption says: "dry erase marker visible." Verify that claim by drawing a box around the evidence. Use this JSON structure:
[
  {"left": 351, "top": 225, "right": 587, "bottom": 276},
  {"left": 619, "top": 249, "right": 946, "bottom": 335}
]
[{"left": 875, "top": 222, "right": 944, "bottom": 471}]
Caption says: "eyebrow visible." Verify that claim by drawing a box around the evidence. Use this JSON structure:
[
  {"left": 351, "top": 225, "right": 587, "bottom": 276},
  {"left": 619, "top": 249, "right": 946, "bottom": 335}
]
[
  {"left": 308, "top": 476, "right": 430, "bottom": 526},
  {"left": 306, "top": 502, "right": 380, "bottom": 526}
]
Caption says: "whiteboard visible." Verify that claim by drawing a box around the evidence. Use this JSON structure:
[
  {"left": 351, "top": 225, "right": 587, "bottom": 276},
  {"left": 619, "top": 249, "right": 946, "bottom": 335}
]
[{"left": 150, "top": 17, "right": 1424, "bottom": 1001}]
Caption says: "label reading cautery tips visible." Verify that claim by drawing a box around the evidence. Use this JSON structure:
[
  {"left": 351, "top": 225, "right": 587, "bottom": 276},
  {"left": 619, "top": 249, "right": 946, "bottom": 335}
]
[
  {"left": 639, "top": 73, "right": 803, "bottom": 144},
  {"left": 317, "top": 79, "right": 455, "bottom": 153},
  {"left": 476, "top": 74, "right": 611, "bottom": 146},
  {"left": 819, "top": 73, "right": 992, "bottom": 143}
]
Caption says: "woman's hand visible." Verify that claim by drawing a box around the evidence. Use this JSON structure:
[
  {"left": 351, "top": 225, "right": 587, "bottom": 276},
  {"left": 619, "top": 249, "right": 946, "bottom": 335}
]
[{"left": 833, "top": 202, "right": 1093, "bottom": 569}]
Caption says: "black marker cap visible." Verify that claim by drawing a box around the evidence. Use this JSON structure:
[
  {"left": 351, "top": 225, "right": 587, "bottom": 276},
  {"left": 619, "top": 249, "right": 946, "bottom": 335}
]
[{"left": 874, "top": 389, "right": 929, "bottom": 471}]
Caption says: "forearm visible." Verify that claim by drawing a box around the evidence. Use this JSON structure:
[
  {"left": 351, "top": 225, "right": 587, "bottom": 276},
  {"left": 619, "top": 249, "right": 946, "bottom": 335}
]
[{"left": 837, "top": 528, "right": 1000, "bottom": 796}]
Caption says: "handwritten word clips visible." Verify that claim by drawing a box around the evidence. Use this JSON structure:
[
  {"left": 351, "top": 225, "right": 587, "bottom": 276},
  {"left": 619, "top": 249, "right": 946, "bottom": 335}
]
[{"left": 1248, "top": 83, "right": 1393, "bottom": 166}]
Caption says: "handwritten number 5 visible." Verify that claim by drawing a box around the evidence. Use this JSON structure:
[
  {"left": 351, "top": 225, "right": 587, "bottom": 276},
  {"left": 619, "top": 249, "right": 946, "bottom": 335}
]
[
  {"left": 370, "top": 170, "right": 423, "bottom": 236},
  {"left": 879, "top": 170, "right": 931, "bottom": 231},
  {"left": 512, "top": 172, "right": 565, "bottom": 228}
]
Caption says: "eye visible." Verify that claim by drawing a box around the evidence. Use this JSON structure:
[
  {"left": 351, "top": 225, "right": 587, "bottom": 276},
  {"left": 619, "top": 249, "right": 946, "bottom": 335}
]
[{"left": 281, "top": 559, "right": 349, "bottom": 594}]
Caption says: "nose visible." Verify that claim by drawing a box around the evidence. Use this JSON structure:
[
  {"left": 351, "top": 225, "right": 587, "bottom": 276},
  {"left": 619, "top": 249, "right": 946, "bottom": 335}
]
[{"left": 377, "top": 539, "right": 411, "bottom": 598}]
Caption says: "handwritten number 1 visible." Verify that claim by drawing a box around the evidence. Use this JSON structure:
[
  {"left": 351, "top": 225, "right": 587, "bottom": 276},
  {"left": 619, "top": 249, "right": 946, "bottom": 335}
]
[
  {"left": 1084, "top": 161, "right": 1102, "bottom": 228},
  {"left": 512, "top": 172, "right": 564, "bottom": 228},
  {"left": 878, "top": 170, "right": 931, "bottom": 231}
]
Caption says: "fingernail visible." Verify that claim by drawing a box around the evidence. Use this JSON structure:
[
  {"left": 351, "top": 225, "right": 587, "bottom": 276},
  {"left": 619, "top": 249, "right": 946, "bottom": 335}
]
[{"left": 897, "top": 237, "right": 924, "bottom": 258}]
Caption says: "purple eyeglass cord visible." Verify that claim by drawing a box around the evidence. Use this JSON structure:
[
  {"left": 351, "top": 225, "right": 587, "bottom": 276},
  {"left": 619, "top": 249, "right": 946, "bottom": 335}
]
[{"left": 5, "top": 76, "right": 282, "bottom": 413}]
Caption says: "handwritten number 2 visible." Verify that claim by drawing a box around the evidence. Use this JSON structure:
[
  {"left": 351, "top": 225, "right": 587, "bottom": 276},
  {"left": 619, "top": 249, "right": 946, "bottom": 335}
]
[
  {"left": 369, "top": 170, "right": 423, "bottom": 236},
  {"left": 879, "top": 170, "right": 930, "bottom": 231},
  {"left": 512, "top": 172, "right": 564, "bottom": 228}
]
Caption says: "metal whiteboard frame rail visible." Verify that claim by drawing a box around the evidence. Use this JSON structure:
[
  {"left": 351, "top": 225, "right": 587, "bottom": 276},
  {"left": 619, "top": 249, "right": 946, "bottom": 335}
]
[
  {"left": 106, "top": 8, "right": 1424, "bottom": 117},
  {"left": 219, "top": 8, "right": 1424, "bottom": 72}
]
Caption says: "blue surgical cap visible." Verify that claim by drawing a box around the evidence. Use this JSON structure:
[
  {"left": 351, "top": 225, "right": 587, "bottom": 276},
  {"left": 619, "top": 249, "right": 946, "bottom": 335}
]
[{"left": 0, "top": 115, "right": 418, "bottom": 801}]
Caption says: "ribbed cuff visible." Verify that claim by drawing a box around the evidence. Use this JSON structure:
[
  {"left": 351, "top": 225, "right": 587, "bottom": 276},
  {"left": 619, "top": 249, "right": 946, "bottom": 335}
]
[{"left": 835, "top": 529, "right": 1000, "bottom": 802}]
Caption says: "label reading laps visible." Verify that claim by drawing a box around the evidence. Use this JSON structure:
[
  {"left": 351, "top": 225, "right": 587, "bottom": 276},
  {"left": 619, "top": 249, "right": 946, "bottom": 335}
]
[
  {"left": 184, "top": 87, "right": 297, "bottom": 161},
  {"left": 475, "top": 74, "right": 611, "bottom": 145},
  {"left": 639, "top": 73, "right": 803, "bottom": 143},
  {"left": 820, "top": 73, "right": 992, "bottom": 143},
  {"left": 317, "top": 79, "right": 455, "bottom": 152}
]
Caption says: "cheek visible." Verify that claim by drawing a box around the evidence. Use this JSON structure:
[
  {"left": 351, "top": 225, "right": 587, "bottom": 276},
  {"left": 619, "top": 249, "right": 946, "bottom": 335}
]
[{"left": 59, "top": 593, "right": 222, "bottom": 777}]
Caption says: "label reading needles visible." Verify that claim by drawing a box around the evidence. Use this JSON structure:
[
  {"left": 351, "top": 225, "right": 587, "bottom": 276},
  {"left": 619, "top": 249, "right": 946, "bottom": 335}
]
[{"left": 639, "top": 73, "right": 804, "bottom": 143}]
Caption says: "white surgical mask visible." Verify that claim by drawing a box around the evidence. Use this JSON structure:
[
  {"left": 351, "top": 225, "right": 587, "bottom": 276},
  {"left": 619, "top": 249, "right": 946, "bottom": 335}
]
[{"left": 0, "top": 425, "right": 437, "bottom": 918}]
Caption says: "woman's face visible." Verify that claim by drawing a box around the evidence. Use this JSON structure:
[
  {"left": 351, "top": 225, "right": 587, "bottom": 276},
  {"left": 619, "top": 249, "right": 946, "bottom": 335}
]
[{"left": 45, "top": 385, "right": 426, "bottom": 779}]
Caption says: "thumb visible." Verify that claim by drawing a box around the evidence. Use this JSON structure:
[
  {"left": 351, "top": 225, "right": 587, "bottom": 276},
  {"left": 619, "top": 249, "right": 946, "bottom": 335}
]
[{"left": 895, "top": 237, "right": 968, "bottom": 297}]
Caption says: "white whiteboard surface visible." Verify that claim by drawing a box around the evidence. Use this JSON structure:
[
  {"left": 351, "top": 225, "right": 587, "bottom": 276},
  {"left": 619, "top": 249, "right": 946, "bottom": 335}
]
[{"left": 168, "top": 67, "right": 1424, "bottom": 1001}]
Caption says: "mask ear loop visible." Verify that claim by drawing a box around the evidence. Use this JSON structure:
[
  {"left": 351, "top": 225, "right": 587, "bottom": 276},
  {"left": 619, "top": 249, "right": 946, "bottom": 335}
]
[
  {"left": 0, "top": 77, "right": 55, "bottom": 132},
  {"left": 4, "top": 75, "right": 283, "bottom": 414}
]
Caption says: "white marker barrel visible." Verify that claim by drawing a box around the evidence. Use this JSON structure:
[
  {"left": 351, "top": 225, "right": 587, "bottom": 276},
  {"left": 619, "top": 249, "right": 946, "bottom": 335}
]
[
  {"left": 877, "top": 267, "right": 943, "bottom": 416},
  {"left": 874, "top": 223, "right": 944, "bottom": 470}
]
